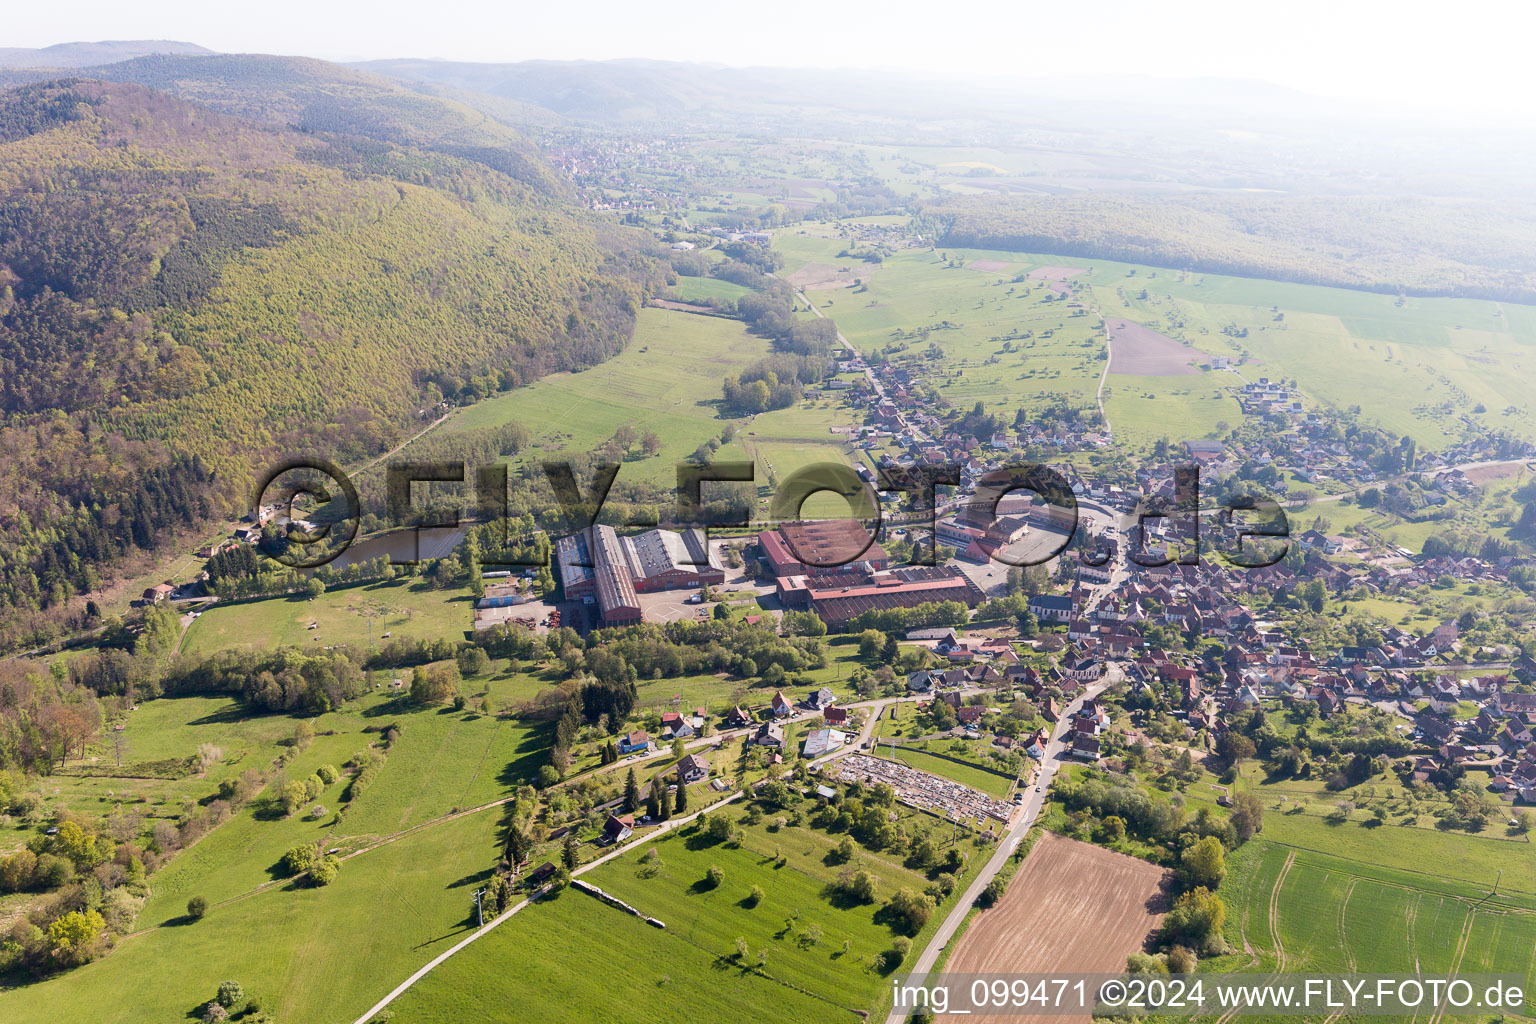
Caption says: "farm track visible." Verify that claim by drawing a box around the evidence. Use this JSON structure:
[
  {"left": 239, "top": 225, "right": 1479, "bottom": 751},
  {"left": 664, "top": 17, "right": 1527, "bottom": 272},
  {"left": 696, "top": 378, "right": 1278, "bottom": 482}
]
[
  {"left": 1426, "top": 911, "right": 1477, "bottom": 1024},
  {"left": 1270, "top": 851, "right": 1297, "bottom": 972},
  {"left": 1212, "top": 851, "right": 1298, "bottom": 1024},
  {"left": 1337, "top": 878, "right": 1359, "bottom": 973},
  {"left": 1319, "top": 879, "right": 1360, "bottom": 1024}
]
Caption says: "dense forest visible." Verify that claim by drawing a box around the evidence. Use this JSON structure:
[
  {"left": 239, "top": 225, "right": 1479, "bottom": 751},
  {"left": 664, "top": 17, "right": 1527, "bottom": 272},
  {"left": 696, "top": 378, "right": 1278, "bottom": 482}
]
[
  {"left": 922, "top": 193, "right": 1536, "bottom": 303},
  {"left": 0, "top": 77, "right": 663, "bottom": 650}
]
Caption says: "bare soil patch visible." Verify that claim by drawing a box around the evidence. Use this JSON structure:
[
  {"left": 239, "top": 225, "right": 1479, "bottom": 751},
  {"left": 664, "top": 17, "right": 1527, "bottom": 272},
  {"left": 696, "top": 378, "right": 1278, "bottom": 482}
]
[
  {"left": 1105, "top": 317, "right": 1212, "bottom": 376},
  {"left": 648, "top": 298, "right": 714, "bottom": 314},
  {"left": 1462, "top": 461, "right": 1531, "bottom": 484},
  {"left": 786, "top": 261, "right": 872, "bottom": 290},
  {"left": 945, "top": 832, "right": 1169, "bottom": 1024},
  {"left": 1027, "top": 265, "right": 1086, "bottom": 294}
]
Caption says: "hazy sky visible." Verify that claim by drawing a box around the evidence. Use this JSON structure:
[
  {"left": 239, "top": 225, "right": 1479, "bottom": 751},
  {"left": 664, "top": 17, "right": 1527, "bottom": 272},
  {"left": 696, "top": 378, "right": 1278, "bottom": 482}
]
[{"left": 9, "top": 0, "right": 1536, "bottom": 114}]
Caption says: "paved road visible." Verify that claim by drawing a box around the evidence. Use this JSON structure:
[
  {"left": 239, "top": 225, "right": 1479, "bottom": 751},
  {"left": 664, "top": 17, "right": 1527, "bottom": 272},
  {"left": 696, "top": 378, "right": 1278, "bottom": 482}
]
[
  {"left": 882, "top": 668, "right": 1120, "bottom": 1023},
  {"left": 794, "top": 284, "right": 940, "bottom": 450}
]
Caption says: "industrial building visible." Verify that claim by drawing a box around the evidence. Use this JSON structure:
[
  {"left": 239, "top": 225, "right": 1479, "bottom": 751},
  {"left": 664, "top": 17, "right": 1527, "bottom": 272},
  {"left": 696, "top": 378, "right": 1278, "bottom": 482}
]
[
  {"left": 555, "top": 524, "right": 725, "bottom": 628},
  {"left": 775, "top": 564, "right": 984, "bottom": 629},
  {"left": 756, "top": 520, "right": 890, "bottom": 577}
]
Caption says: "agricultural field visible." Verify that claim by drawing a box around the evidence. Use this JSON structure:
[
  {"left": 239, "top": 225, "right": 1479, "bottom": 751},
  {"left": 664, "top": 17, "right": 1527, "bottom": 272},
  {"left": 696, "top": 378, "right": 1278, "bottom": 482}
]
[
  {"left": 945, "top": 833, "right": 1169, "bottom": 1024},
  {"left": 1208, "top": 840, "right": 1536, "bottom": 1014},
  {"left": 772, "top": 224, "right": 1536, "bottom": 455}
]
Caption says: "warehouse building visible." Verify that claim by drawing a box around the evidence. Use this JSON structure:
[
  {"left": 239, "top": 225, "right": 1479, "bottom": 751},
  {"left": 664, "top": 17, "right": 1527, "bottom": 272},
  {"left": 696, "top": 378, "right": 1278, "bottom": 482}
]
[
  {"left": 555, "top": 525, "right": 724, "bottom": 627},
  {"left": 756, "top": 520, "right": 890, "bottom": 577},
  {"left": 775, "top": 565, "right": 984, "bottom": 629}
]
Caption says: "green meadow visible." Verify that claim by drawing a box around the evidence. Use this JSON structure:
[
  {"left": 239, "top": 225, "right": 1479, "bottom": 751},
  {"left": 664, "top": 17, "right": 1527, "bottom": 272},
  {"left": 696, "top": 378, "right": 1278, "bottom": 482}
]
[
  {"left": 670, "top": 273, "right": 753, "bottom": 303},
  {"left": 388, "top": 884, "right": 838, "bottom": 1024},
  {"left": 445, "top": 306, "right": 768, "bottom": 485},
  {"left": 180, "top": 577, "right": 477, "bottom": 657},
  {"left": 773, "top": 224, "right": 1536, "bottom": 453},
  {"left": 0, "top": 686, "right": 557, "bottom": 1023},
  {"left": 1209, "top": 841, "right": 1536, "bottom": 1017},
  {"left": 883, "top": 745, "right": 1015, "bottom": 799},
  {"left": 389, "top": 798, "right": 993, "bottom": 1022},
  {"left": 0, "top": 811, "right": 504, "bottom": 1024}
]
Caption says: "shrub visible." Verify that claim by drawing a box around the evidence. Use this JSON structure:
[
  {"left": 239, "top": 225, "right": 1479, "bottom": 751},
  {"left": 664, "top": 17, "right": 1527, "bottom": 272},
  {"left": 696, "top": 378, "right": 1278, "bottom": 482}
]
[
  {"left": 315, "top": 764, "right": 339, "bottom": 785},
  {"left": 309, "top": 855, "right": 340, "bottom": 887},
  {"left": 703, "top": 813, "right": 732, "bottom": 842},
  {"left": 281, "top": 843, "right": 318, "bottom": 876},
  {"left": 745, "top": 884, "right": 764, "bottom": 907},
  {"left": 887, "top": 887, "right": 936, "bottom": 934},
  {"left": 1180, "top": 836, "right": 1226, "bottom": 889},
  {"left": 705, "top": 864, "right": 724, "bottom": 889},
  {"left": 836, "top": 867, "right": 878, "bottom": 903},
  {"left": 186, "top": 895, "right": 208, "bottom": 919},
  {"left": 216, "top": 980, "right": 245, "bottom": 1009}
]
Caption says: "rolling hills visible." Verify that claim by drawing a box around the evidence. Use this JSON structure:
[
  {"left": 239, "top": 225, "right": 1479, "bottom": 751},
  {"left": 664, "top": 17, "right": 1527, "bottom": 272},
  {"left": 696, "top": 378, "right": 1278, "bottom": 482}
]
[{"left": 0, "top": 72, "right": 660, "bottom": 650}]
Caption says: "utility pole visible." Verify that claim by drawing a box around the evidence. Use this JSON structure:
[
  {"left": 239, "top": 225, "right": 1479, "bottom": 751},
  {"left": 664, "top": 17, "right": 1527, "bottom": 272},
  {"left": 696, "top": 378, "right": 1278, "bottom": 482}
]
[{"left": 473, "top": 887, "right": 487, "bottom": 928}]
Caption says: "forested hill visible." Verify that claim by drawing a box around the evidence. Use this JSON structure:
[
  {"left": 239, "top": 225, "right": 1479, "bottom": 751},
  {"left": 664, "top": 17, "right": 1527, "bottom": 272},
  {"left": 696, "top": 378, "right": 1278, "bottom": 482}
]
[
  {"left": 0, "top": 40, "right": 213, "bottom": 69},
  {"left": 0, "top": 77, "right": 662, "bottom": 650},
  {"left": 0, "top": 54, "right": 566, "bottom": 195}
]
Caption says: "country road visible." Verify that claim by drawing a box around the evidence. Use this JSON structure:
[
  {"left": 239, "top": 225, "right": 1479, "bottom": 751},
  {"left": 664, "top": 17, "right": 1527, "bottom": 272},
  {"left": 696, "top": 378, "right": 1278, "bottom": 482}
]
[
  {"left": 336, "top": 683, "right": 993, "bottom": 1023},
  {"left": 882, "top": 667, "right": 1120, "bottom": 1023}
]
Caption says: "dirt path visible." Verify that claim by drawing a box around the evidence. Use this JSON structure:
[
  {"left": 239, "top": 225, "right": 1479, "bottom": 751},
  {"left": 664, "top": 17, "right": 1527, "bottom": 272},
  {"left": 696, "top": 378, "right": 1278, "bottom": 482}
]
[
  {"left": 1211, "top": 849, "right": 1297, "bottom": 1024},
  {"left": 1269, "top": 851, "right": 1297, "bottom": 971},
  {"left": 1094, "top": 310, "right": 1114, "bottom": 439},
  {"left": 1427, "top": 910, "right": 1477, "bottom": 1024},
  {"left": 354, "top": 409, "right": 456, "bottom": 476}
]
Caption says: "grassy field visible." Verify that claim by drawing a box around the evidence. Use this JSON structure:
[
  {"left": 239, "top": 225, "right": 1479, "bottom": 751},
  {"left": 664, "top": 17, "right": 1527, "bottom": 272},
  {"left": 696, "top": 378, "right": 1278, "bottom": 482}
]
[
  {"left": 11, "top": 696, "right": 341, "bottom": 858},
  {"left": 1209, "top": 840, "right": 1536, "bottom": 1012},
  {"left": 882, "top": 744, "right": 1016, "bottom": 799},
  {"left": 443, "top": 307, "right": 767, "bottom": 485},
  {"left": 387, "top": 883, "right": 838, "bottom": 1024},
  {"left": 1100, "top": 372, "right": 1242, "bottom": 449},
  {"left": 389, "top": 799, "right": 993, "bottom": 1021},
  {"left": 180, "top": 577, "right": 476, "bottom": 657},
  {"left": 0, "top": 811, "right": 504, "bottom": 1024},
  {"left": 669, "top": 274, "right": 753, "bottom": 303},
  {"left": 772, "top": 224, "right": 1536, "bottom": 453},
  {"left": 1287, "top": 463, "right": 1536, "bottom": 556},
  {"left": 0, "top": 675, "right": 563, "bottom": 1023}
]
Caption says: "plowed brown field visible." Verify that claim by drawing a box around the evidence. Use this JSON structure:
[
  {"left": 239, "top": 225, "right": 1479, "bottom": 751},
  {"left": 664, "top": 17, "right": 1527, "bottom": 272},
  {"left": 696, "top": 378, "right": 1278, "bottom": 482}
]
[{"left": 944, "top": 832, "right": 1170, "bottom": 1024}]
